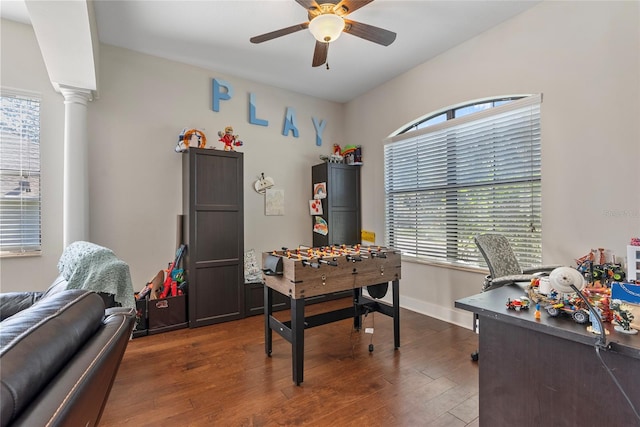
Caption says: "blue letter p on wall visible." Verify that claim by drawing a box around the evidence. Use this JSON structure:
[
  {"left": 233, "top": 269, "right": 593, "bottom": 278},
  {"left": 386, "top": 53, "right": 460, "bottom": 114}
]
[{"left": 212, "top": 78, "right": 234, "bottom": 112}]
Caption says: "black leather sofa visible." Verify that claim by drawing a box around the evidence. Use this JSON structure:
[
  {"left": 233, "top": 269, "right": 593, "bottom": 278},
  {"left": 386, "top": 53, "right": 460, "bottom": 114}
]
[{"left": 0, "top": 287, "right": 135, "bottom": 427}]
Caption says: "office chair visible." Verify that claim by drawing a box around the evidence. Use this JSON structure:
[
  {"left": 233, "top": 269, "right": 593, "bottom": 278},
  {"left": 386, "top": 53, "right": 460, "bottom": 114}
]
[
  {"left": 474, "top": 233, "right": 560, "bottom": 293},
  {"left": 470, "top": 233, "right": 561, "bottom": 360}
]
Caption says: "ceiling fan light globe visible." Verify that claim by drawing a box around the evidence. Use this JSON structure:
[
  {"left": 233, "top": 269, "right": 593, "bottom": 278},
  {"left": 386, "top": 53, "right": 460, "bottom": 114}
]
[{"left": 309, "top": 14, "right": 345, "bottom": 43}]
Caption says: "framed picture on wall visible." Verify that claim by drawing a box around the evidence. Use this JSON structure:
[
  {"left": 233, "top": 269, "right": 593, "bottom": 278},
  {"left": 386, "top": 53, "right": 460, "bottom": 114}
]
[
  {"left": 265, "top": 188, "right": 285, "bottom": 216},
  {"left": 313, "top": 182, "right": 327, "bottom": 199},
  {"left": 309, "top": 199, "right": 323, "bottom": 215}
]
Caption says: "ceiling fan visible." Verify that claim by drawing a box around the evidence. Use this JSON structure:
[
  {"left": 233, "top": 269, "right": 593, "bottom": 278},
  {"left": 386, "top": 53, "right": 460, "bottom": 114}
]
[{"left": 250, "top": 0, "right": 396, "bottom": 68}]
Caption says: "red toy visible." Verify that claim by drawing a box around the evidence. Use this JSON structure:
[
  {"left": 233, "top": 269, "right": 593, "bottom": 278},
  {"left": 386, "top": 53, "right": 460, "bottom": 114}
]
[
  {"left": 218, "top": 126, "right": 243, "bottom": 151},
  {"left": 506, "top": 297, "right": 530, "bottom": 311}
]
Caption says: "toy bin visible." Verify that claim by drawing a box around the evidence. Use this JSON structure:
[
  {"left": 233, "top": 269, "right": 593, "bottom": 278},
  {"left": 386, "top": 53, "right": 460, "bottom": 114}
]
[
  {"left": 148, "top": 294, "right": 188, "bottom": 334},
  {"left": 132, "top": 294, "right": 148, "bottom": 338}
]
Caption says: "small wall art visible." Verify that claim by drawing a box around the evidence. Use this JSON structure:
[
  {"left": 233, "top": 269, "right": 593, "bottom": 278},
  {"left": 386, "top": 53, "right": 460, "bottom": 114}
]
[
  {"left": 265, "top": 188, "right": 285, "bottom": 216},
  {"left": 313, "top": 217, "right": 328, "bottom": 235},
  {"left": 313, "top": 182, "right": 327, "bottom": 199},
  {"left": 309, "top": 199, "right": 323, "bottom": 215}
]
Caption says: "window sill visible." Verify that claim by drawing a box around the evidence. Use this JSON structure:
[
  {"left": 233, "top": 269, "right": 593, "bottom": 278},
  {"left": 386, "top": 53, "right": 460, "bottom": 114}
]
[
  {"left": 401, "top": 255, "right": 488, "bottom": 275},
  {"left": 0, "top": 251, "right": 42, "bottom": 259}
]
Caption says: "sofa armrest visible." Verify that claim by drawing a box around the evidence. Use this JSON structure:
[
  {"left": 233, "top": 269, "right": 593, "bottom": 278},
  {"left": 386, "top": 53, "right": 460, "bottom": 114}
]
[
  {"left": 9, "top": 301, "right": 135, "bottom": 427},
  {"left": 0, "top": 292, "right": 44, "bottom": 321},
  {"left": 105, "top": 306, "right": 136, "bottom": 317},
  {"left": 0, "top": 290, "right": 104, "bottom": 427}
]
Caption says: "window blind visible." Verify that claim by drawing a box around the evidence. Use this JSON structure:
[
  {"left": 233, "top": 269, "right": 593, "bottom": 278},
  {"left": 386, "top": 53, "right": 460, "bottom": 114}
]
[
  {"left": 384, "top": 95, "right": 542, "bottom": 268},
  {"left": 0, "top": 91, "right": 41, "bottom": 255}
]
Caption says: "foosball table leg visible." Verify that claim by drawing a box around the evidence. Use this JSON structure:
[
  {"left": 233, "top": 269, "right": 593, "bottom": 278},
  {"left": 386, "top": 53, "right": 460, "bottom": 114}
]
[
  {"left": 291, "top": 298, "right": 305, "bottom": 385},
  {"left": 352, "top": 287, "right": 363, "bottom": 330},
  {"left": 393, "top": 279, "right": 400, "bottom": 349},
  {"left": 264, "top": 285, "right": 273, "bottom": 356}
]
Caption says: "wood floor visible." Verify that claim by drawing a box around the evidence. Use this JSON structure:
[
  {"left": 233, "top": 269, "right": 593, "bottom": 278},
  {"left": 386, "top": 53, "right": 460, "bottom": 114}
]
[{"left": 100, "top": 298, "right": 479, "bottom": 427}]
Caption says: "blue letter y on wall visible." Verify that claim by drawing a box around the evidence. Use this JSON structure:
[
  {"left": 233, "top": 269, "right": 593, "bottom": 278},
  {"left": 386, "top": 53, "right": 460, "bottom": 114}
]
[{"left": 312, "top": 117, "right": 326, "bottom": 146}]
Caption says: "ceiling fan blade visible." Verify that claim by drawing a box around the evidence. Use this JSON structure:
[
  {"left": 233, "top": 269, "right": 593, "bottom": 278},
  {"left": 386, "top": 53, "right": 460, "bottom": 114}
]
[
  {"left": 250, "top": 22, "right": 309, "bottom": 44},
  {"left": 334, "top": 0, "right": 374, "bottom": 16},
  {"left": 343, "top": 19, "right": 396, "bottom": 46},
  {"left": 295, "top": 0, "right": 321, "bottom": 11},
  {"left": 312, "top": 41, "right": 329, "bottom": 67}
]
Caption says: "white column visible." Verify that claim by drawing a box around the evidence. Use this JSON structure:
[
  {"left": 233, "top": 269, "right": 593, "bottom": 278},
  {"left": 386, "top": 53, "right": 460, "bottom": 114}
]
[{"left": 59, "top": 86, "right": 92, "bottom": 247}]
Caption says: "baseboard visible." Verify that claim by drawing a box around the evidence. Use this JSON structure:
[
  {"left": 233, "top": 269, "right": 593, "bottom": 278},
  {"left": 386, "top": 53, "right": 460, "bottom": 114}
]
[{"left": 396, "top": 294, "right": 475, "bottom": 331}]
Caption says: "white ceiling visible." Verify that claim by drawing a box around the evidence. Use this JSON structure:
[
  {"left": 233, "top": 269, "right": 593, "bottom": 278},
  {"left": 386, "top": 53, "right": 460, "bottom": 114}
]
[{"left": 1, "top": 0, "right": 540, "bottom": 103}]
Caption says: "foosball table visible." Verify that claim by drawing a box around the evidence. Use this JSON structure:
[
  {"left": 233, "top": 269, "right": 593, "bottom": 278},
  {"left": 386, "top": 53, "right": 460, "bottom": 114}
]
[{"left": 262, "top": 245, "right": 402, "bottom": 385}]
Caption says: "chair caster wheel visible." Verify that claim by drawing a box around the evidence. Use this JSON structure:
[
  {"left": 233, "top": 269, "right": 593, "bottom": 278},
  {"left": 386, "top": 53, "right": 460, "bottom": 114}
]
[
  {"left": 471, "top": 351, "right": 479, "bottom": 362},
  {"left": 369, "top": 344, "right": 374, "bottom": 352}
]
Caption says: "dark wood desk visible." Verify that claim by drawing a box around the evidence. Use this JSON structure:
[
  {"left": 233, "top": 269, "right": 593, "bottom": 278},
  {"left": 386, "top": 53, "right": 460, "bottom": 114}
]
[
  {"left": 456, "top": 284, "right": 640, "bottom": 426},
  {"left": 263, "top": 247, "right": 401, "bottom": 385}
]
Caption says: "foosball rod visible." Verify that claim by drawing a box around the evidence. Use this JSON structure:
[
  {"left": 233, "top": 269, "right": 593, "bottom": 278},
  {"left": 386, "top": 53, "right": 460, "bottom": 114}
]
[{"left": 295, "top": 251, "right": 339, "bottom": 268}]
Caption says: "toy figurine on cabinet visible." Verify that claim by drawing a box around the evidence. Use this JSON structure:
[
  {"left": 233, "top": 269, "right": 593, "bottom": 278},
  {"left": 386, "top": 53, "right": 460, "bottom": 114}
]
[
  {"left": 218, "top": 126, "right": 243, "bottom": 151},
  {"left": 175, "top": 128, "right": 207, "bottom": 153}
]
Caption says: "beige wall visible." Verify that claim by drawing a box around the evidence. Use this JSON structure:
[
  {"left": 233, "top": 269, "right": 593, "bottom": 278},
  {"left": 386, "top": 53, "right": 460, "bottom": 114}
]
[
  {"left": 345, "top": 0, "right": 640, "bottom": 325},
  {"left": 0, "top": 20, "right": 65, "bottom": 291},
  {"left": 2, "top": 2, "right": 639, "bottom": 329},
  {"left": 88, "top": 45, "right": 345, "bottom": 288},
  {"left": 1, "top": 20, "right": 345, "bottom": 292}
]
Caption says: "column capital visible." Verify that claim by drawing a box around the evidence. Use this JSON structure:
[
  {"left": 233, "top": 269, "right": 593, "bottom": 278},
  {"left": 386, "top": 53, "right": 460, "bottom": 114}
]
[{"left": 59, "top": 85, "right": 93, "bottom": 105}]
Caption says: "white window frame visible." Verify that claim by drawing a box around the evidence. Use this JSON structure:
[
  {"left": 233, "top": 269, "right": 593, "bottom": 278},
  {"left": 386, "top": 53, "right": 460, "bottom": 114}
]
[
  {"left": 0, "top": 88, "right": 42, "bottom": 256},
  {"left": 384, "top": 94, "right": 542, "bottom": 269}
]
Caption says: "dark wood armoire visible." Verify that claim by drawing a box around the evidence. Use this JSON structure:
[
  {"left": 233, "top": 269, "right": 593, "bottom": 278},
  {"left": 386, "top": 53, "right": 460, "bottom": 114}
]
[
  {"left": 312, "top": 162, "right": 361, "bottom": 247},
  {"left": 182, "top": 148, "right": 244, "bottom": 328}
]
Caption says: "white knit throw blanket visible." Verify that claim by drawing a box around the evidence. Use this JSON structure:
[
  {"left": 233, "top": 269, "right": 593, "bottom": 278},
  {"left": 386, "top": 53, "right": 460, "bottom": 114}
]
[{"left": 57, "top": 241, "right": 135, "bottom": 309}]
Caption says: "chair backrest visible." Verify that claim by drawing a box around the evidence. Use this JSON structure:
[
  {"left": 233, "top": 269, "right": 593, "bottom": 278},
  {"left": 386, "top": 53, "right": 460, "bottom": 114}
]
[{"left": 474, "top": 233, "right": 523, "bottom": 279}]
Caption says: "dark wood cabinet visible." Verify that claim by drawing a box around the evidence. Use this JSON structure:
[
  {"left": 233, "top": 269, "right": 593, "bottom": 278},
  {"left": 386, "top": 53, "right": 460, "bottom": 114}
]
[
  {"left": 244, "top": 282, "right": 290, "bottom": 316},
  {"left": 310, "top": 162, "right": 361, "bottom": 302},
  {"left": 182, "top": 148, "right": 244, "bottom": 327},
  {"left": 312, "top": 162, "right": 361, "bottom": 247}
]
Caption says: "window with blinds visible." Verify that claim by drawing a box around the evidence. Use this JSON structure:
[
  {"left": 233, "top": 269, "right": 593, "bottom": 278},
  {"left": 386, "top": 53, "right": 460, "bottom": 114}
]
[
  {"left": 0, "top": 90, "right": 41, "bottom": 255},
  {"left": 384, "top": 95, "right": 542, "bottom": 269}
]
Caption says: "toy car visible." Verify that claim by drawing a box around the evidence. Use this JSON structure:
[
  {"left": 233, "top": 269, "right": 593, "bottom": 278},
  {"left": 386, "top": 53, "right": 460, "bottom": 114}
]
[
  {"left": 577, "top": 260, "right": 626, "bottom": 284},
  {"left": 545, "top": 301, "right": 589, "bottom": 324},
  {"left": 506, "top": 297, "right": 530, "bottom": 311}
]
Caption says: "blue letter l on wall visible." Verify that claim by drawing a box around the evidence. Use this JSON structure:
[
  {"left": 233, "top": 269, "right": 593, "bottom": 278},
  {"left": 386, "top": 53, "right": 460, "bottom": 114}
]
[{"left": 249, "top": 93, "right": 269, "bottom": 126}]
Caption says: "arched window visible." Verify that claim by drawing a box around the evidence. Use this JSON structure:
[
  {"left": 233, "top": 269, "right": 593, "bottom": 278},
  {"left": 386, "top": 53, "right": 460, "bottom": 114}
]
[
  {"left": 384, "top": 95, "right": 542, "bottom": 268},
  {"left": 399, "top": 97, "right": 523, "bottom": 134}
]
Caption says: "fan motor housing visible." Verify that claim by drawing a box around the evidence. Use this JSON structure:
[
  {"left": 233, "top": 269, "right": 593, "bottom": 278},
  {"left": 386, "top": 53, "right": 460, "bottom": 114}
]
[{"left": 308, "top": 3, "right": 349, "bottom": 20}]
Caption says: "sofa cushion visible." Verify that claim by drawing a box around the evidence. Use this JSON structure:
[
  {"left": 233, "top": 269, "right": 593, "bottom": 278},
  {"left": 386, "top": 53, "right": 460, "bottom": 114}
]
[
  {"left": 41, "top": 275, "right": 69, "bottom": 299},
  {"left": 0, "top": 293, "right": 42, "bottom": 321},
  {"left": 0, "top": 290, "right": 105, "bottom": 427}
]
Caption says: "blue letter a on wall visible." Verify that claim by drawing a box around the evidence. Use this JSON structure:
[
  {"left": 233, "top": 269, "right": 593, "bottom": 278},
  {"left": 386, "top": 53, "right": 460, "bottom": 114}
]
[{"left": 282, "top": 107, "right": 299, "bottom": 137}]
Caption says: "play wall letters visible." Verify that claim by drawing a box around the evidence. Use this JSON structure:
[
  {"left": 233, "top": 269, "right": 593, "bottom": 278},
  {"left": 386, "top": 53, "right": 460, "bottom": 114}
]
[{"left": 212, "top": 78, "right": 326, "bottom": 146}]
